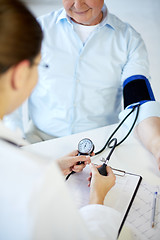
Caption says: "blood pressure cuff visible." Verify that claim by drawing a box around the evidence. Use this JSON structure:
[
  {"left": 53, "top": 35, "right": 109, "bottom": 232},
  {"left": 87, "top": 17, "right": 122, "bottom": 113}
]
[{"left": 123, "top": 75, "right": 155, "bottom": 109}]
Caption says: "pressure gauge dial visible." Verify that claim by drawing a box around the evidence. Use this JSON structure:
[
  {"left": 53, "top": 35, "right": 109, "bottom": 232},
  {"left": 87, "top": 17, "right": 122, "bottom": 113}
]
[{"left": 78, "top": 138, "right": 94, "bottom": 155}]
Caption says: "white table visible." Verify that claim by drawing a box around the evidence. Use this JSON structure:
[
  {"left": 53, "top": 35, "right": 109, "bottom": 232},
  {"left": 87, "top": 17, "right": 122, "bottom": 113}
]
[
  {"left": 25, "top": 124, "right": 160, "bottom": 185},
  {"left": 24, "top": 124, "right": 160, "bottom": 239}
]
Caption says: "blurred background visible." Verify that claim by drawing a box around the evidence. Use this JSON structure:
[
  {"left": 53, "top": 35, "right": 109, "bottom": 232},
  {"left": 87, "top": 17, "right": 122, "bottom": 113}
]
[{"left": 22, "top": 0, "right": 160, "bottom": 101}]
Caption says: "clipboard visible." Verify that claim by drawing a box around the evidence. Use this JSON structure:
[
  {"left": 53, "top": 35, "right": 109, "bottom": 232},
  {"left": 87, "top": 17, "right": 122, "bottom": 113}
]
[
  {"left": 66, "top": 165, "right": 142, "bottom": 235},
  {"left": 108, "top": 167, "right": 142, "bottom": 235}
]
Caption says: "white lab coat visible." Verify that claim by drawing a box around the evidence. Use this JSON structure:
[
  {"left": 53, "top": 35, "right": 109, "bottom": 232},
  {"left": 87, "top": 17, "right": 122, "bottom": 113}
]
[{"left": 0, "top": 120, "right": 121, "bottom": 240}]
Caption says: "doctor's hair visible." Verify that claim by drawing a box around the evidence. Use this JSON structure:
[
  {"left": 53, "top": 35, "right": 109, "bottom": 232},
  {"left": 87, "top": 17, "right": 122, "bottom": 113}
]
[{"left": 0, "top": 0, "right": 43, "bottom": 74}]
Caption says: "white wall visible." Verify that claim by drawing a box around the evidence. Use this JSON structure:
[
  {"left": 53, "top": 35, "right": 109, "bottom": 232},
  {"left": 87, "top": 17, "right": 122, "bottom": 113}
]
[{"left": 24, "top": 0, "right": 62, "bottom": 15}]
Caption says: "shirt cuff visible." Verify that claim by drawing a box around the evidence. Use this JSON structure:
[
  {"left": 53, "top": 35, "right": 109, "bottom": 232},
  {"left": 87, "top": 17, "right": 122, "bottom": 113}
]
[
  {"left": 79, "top": 204, "right": 121, "bottom": 240},
  {"left": 119, "top": 101, "right": 160, "bottom": 128}
]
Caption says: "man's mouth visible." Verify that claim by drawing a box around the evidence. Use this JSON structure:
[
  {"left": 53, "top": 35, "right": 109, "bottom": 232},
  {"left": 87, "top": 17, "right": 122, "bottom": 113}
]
[{"left": 74, "top": 9, "right": 90, "bottom": 15}]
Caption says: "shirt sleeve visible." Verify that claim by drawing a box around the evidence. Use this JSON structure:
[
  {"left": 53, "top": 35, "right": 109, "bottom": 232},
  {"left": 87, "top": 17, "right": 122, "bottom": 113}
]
[
  {"left": 119, "top": 25, "right": 160, "bottom": 126},
  {"left": 80, "top": 204, "right": 121, "bottom": 240},
  {"left": 119, "top": 101, "right": 160, "bottom": 128},
  {"left": 121, "top": 25, "right": 150, "bottom": 82},
  {"left": 3, "top": 100, "right": 29, "bottom": 137}
]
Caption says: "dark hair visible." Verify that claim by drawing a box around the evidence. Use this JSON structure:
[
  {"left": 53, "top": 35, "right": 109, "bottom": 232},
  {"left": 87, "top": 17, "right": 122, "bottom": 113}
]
[{"left": 0, "top": 0, "right": 43, "bottom": 74}]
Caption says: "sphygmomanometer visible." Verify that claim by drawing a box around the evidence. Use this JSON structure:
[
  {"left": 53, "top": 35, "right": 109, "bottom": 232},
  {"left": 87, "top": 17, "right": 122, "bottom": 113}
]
[
  {"left": 66, "top": 75, "right": 155, "bottom": 179},
  {"left": 95, "top": 75, "right": 155, "bottom": 155}
]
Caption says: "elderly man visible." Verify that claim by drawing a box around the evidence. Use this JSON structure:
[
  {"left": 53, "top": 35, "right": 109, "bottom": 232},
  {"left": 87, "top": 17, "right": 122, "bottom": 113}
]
[{"left": 22, "top": 0, "right": 160, "bottom": 170}]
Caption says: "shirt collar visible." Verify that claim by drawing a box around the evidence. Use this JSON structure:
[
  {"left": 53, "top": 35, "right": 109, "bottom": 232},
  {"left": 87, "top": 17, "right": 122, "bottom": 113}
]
[
  {"left": 56, "top": 8, "right": 71, "bottom": 24},
  {"left": 0, "top": 120, "right": 28, "bottom": 147},
  {"left": 56, "top": 3, "right": 115, "bottom": 30},
  {"left": 99, "top": 4, "right": 115, "bottom": 30}
]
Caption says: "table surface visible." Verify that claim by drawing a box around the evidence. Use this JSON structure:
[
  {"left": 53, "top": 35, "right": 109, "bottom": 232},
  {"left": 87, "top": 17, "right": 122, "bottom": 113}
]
[
  {"left": 24, "top": 124, "right": 160, "bottom": 239},
  {"left": 24, "top": 124, "right": 160, "bottom": 185}
]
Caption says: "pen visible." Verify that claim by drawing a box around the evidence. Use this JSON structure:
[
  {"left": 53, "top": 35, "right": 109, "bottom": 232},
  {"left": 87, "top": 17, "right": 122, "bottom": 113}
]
[{"left": 151, "top": 191, "right": 158, "bottom": 228}]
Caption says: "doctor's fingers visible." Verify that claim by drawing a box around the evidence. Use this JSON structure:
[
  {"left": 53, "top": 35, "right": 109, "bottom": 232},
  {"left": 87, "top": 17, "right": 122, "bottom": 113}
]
[
  {"left": 72, "top": 163, "right": 86, "bottom": 173},
  {"left": 65, "top": 150, "right": 94, "bottom": 159},
  {"left": 70, "top": 155, "right": 91, "bottom": 166},
  {"left": 66, "top": 150, "right": 79, "bottom": 156},
  {"left": 106, "top": 166, "right": 115, "bottom": 176}
]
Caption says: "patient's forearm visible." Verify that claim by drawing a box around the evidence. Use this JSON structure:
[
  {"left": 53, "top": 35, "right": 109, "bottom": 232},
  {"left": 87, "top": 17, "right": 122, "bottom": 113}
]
[{"left": 135, "top": 116, "right": 160, "bottom": 170}]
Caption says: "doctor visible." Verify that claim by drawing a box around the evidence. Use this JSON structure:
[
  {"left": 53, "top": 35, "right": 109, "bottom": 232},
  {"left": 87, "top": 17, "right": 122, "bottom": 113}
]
[{"left": 0, "top": 0, "right": 120, "bottom": 239}]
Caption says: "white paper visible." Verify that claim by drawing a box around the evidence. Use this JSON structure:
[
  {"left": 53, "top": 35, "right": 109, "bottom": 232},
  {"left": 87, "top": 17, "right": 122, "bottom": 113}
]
[
  {"left": 66, "top": 165, "right": 141, "bottom": 230},
  {"left": 125, "top": 180, "right": 160, "bottom": 240}
]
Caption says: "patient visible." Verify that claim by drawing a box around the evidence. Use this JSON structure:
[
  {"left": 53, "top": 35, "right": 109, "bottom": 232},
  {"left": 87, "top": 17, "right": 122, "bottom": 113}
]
[{"left": 0, "top": 0, "right": 120, "bottom": 239}]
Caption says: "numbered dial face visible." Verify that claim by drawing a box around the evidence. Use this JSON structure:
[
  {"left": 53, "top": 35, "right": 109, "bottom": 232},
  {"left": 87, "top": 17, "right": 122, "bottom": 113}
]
[{"left": 78, "top": 138, "right": 94, "bottom": 155}]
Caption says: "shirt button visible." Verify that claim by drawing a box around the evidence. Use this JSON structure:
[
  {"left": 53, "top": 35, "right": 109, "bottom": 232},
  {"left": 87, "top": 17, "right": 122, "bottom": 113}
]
[{"left": 77, "top": 79, "right": 80, "bottom": 83}]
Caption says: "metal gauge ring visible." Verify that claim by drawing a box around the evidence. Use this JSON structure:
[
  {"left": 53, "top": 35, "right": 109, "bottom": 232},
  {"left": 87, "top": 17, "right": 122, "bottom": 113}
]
[{"left": 78, "top": 138, "right": 94, "bottom": 155}]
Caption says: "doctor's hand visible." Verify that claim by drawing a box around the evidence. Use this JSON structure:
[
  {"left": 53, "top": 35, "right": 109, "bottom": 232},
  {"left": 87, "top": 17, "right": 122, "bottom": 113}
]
[
  {"left": 56, "top": 150, "right": 91, "bottom": 175},
  {"left": 88, "top": 164, "right": 116, "bottom": 205}
]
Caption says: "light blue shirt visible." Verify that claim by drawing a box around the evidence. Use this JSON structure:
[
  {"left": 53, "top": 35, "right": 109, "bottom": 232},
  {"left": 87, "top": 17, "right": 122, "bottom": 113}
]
[{"left": 29, "top": 4, "right": 160, "bottom": 137}]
